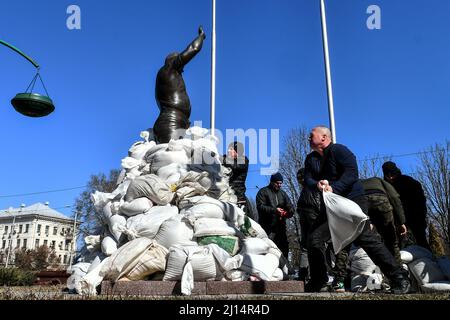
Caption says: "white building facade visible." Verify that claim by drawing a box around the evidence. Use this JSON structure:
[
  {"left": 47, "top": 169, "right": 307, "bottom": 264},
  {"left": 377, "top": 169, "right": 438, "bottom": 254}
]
[{"left": 0, "top": 203, "right": 79, "bottom": 268}]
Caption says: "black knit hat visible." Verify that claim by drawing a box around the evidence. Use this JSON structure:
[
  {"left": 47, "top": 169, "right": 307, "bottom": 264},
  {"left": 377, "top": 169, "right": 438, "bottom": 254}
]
[
  {"left": 382, "top": 161, "right": 401, "bottom": 176},
  {"left": 270, "top": 172, "right": 283, "bottom": 183}
]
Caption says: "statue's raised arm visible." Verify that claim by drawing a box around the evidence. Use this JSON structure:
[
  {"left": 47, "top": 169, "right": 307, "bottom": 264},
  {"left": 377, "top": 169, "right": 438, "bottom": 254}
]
[{"left": 153, "top": 27, "right": 205, "bottom": 144}]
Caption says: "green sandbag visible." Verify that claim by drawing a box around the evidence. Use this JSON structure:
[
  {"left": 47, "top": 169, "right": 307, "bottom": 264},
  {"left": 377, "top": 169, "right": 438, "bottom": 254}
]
[{"left": 198, "top": 235, "right": 240, "bottom": 255}]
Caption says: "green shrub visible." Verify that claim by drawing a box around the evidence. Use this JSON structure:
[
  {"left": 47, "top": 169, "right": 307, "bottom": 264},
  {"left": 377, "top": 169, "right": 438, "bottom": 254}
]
[{"left": 0, "top": 267, "right": 36, "bottom": 286}]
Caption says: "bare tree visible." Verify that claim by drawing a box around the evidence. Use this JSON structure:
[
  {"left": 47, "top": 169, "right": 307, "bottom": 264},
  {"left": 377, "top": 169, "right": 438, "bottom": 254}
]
[
  {"left": 73, "top": 169, "right": 121, "bottom": 238},
  {"left": 415, "top": 141, "right": 449, "bottom": 251},
  {"left": 358, "top": 154, "right": 392, "bottom": 179},
  {"left": 278, "top": 127, "right": 311, "bottom": 270}
]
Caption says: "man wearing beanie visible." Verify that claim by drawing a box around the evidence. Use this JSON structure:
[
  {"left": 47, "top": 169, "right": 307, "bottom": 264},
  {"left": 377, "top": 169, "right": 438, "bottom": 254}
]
[
  {"left": 256, "top": 172, "right": 294, "bottom": 259},
  {"left": 222, "top": 141, "right": 254, "bottom": 219},
  {"left": 382, "top": 161, "right": 430, "bottom": 250},
  {"left": 303, "top": 126, "right": 410, "bottom": 294}
]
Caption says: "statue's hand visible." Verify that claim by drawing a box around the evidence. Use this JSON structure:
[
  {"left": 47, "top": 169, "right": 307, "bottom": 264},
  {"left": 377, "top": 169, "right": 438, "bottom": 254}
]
[{"left": 198, "top": 26, "right": 206, "bottom": 39}]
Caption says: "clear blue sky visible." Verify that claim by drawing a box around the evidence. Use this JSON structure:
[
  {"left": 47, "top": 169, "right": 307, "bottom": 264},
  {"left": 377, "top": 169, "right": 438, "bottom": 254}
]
[{"left": 1, "top": 0, "right": 449, "bottom": 218}]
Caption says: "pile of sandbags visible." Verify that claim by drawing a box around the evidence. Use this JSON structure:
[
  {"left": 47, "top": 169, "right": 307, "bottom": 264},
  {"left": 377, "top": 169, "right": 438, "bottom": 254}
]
[
  {"left": 400, "top": 245, "right": 450, "bottom": 293},
  {"left": 69, "top": 127, "right": 287, "bottom": 296},
  {"left": 348, "top": 246, "right": 385, "bottom": 292}
]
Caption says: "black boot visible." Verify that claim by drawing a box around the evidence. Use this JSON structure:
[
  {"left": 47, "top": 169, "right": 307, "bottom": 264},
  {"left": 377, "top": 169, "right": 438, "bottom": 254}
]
[{"left": 390, "top": 273, "right": 411, "bottom": 294}]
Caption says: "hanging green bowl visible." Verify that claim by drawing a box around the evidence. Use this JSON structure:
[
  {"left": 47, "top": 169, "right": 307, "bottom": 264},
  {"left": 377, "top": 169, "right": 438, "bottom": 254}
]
[{"left": 11, "top": 92, "right": 55, "bottom": 117}]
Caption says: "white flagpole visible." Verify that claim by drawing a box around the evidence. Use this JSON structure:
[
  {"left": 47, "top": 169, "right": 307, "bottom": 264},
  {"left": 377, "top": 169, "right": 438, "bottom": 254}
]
[
  {"left": 210, "top": 0, "right": 216, "bottom": 137},
  {"left": 320, "top": 0, "right": 337, "bottom": 143}
]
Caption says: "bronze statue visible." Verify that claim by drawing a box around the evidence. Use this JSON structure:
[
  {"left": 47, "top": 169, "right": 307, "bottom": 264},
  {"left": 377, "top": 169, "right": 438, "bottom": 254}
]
[{"left": 153, "top": 26, "right": 206, "bottom": 143}]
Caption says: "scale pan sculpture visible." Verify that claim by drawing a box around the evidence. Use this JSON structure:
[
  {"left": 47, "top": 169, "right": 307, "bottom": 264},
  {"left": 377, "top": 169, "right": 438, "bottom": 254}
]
[
  {"left": 153, "top": 27, "right": 205, "bottom": 144},
  {"left": 0, "top": 39, "right": 55, "bottom": 117}
]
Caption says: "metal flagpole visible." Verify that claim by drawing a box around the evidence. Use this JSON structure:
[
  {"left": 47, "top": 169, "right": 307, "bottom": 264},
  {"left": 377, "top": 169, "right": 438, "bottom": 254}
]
[
  {"left": 320, "top": 0, "right": 337, "bottom": 143},
  {"left": 210, "top": 0, "right": 216, "bottom": 137}
]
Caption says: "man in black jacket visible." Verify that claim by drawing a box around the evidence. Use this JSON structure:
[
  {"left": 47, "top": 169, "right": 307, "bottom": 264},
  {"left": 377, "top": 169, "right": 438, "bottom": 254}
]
[
  {"left": 304, "top": 126, "right": 410, "bottom": 294},
  {"left": 382, "top": 161, "right": 431, "bottom": 250},
  {"left": 256, "top": 172, "right": 294, "bottom": 259},
  {"left": 222, "top": 141, "right": 255, "bottom": 219}
]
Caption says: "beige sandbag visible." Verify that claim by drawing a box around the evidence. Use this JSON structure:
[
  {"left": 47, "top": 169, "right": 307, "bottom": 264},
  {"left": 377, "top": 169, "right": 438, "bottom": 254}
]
[
  {"left": 154, "top": 215, "right": 196, "bottom": 250},
  {"left": 119, "top": 242, "right": 168, "bottom": 281},
  {"left": 125, "top": 174, "right": 174, "bottom": 205}
]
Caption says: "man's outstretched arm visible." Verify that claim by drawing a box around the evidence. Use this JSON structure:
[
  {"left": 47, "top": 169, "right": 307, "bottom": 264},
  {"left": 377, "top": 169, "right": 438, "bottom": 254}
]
[{"left": 178, "top": 26, "right": 206, "bottom": 67}]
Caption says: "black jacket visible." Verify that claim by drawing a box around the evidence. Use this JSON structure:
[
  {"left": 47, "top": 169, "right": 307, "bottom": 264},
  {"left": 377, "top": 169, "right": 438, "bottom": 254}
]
[
  {"left": 222, "top": 155, "right": 249, "bottom": 201},
  {"left": 256, "top": 185, "right": 294, "bottom": 235},
  {"left": 304, "top": 143, "right": 365, "bottom": 200},
  {"left": 388, "top": 175, "right": 427, "bottom": 228}
]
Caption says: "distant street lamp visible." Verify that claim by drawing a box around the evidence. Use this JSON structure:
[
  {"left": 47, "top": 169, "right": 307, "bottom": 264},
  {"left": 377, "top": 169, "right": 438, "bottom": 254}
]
[
  {"left": 68, "top": 211, "right": 79, "bottom": 268},
  {"left": 0, "top": 39, "right": 55, "bottom": 117},
  {"left": 5, "top": 204, "right": 25, "bottom": 268}
]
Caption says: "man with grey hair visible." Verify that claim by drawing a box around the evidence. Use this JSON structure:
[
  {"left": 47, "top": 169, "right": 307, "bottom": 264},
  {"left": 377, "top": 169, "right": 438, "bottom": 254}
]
[{"left": 303, "top": 125, "right": 410, "bottom": 294}]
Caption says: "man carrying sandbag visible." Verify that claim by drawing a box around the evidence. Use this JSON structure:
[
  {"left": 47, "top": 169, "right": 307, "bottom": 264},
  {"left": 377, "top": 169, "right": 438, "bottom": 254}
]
[
  {"left": 256, "top": 172, "right": 294, "bottom": 259},
  {"left": 362, "top": 177, "right": 408, "bottom": 264},
  {"left": 303, "top": 125, "right": 410, "bottom": 294}
]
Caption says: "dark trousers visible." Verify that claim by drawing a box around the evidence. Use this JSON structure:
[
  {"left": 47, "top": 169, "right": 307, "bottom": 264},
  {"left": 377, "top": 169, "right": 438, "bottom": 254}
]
[
  {"left": 367, "top": 194, "right": 402, "bottom": 264},
  {"left": 307, "top": 195, "right": 405, "bottom": 289}
]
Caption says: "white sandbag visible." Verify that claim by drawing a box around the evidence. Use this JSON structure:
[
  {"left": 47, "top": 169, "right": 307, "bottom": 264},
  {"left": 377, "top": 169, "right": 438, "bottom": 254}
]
[
  {"left": 322, "top": 191, "right": 368, "bottom": 253},
  {"left": 121, "top": 156, "right": 145, "bottom": 170},
  {"left": 107, "top": 214, "right": 126, "bottom": 242},
  {"left": 146, "top": 148, "right": 189, "bottom": 173},
  {"left": 79, "top": 257, "right": 111, "bottom": 296},
  {"left": 408, "top": 257, "right": 447, "bottom": 285},
  {"left": 245, "top": 217, "right": 268, "bottom": 239},
  {"left": 185, "top": 126, "right": 208, "bottom": 139},
  {"left": 125, "top": 174, "right": 174, "bottom": 205},
  {"left": 156, "top": 163, "right": 187, "bottom": 185},
  {"left": 66, "top": 273, "right": 85, "bottom": 293},
  {"left": 86, "top": 256, "right": 102, "bottom": 274},
  {"left": 193, "top": 218, "right": 243, "bottom": 238},
  {"left": 437, "top": 257, "right": 450, "bottom": 280},
  {"left": 240, "top": 238, "right": 271, "bottom": 255},
  {"left": 101, "top": 236, "right": 118, "bottom": 256},
  {"left": 180, "top": 195, "right": 246, "bottom": 227},
  {"left": 119, "top": 243, "right": 168, "bottom": 281},
  {"left": 421, "top": 282, "right": 450, "bottom": 293},
  {"left": 173, "top": 171, "right": 210, "bottom": 201},
  {"left": 366, "top": 273, "right": 383, "bottom": 290},
  {"left": 119, "top": 197, "right": 153, "bottom": 216},
  {"left": 163, "top": 245, "right": 221, "bottom": 295},
  {"left": 206, "top": 243, "right": 243, "bottom": 272},
  {"left": 348, "top": 247, "right": 378, "bottom": 275},
  {"left": 84, "top": 235, "right": 101, "bottom": 252},
  {"left": 143, "top": 143, "right": 169, "bottom": 160},
  {"left": 101, "top": 238, "right": 159, "bottom": 281},
  {"left": 91, "top": 180, "right": 132, "bottom": 211},
  {"left": 68, "top": 262, "right": 91, "bottom": 275},
  {"left": 154, "top": 215, "right": 196, "bottom": 250},
  {"left": 239, "top": 253, "right": 280, "bottom": 281},
  {"left": 271, "top": 268, "right": 284, "bottom": 281},
  {"left": 400, "top": 245, "right": 433, "bottom": 263},
  {"left": 128, "top": 139, "right": 156, "bottom": 160},
  {"left": 119, "top": 205, "right": 178, "bottom": 240}
]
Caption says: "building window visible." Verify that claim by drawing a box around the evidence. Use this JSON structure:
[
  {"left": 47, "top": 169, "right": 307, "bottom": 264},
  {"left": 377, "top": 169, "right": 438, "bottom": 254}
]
[
  {"left": 35, "top": 239, "right": 39, "bottom": 248},
  {"left": 58, "top": 255, "right": 62, "bottom": 263},
  {"left": 19, "top": 225, "right": 23, "bottom": 233},
  {"left": 23, "top": 239, "right": 27, "bottom": 249},
  {"left": 43, "top": 240, "right": 48, "bottom": 247},
  {"left": 25, "top": 224, "right": 29, "bottom": 233},
  {"left": 65, "top": 241, "right": 70, "bottom": 251},
  {"left": 59, "top": 241, "right": 63, "bottom": 250},
  {"left": 53, "top": 227, "right": 57, "bottom": 236},
  {"left": 45, "top": 225, "right": 49, "bottom": 235},
  {"left": 2, "top": 240, "right": 5, "bottom": 249},
  {"left": 51, "top": 240, "right": 56, "bottom": 249},
  {"left": 37, "top": 224, "right": 41, "bottom": 234},
  {"left": 4, "top": 226, "right": 8, "bottom": 234},
  {"left": 16, "top": 239, "right": 20, "bottom": 248},
  {"left": 63, "top": 255, "right": 67, "bottom": 264}
]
